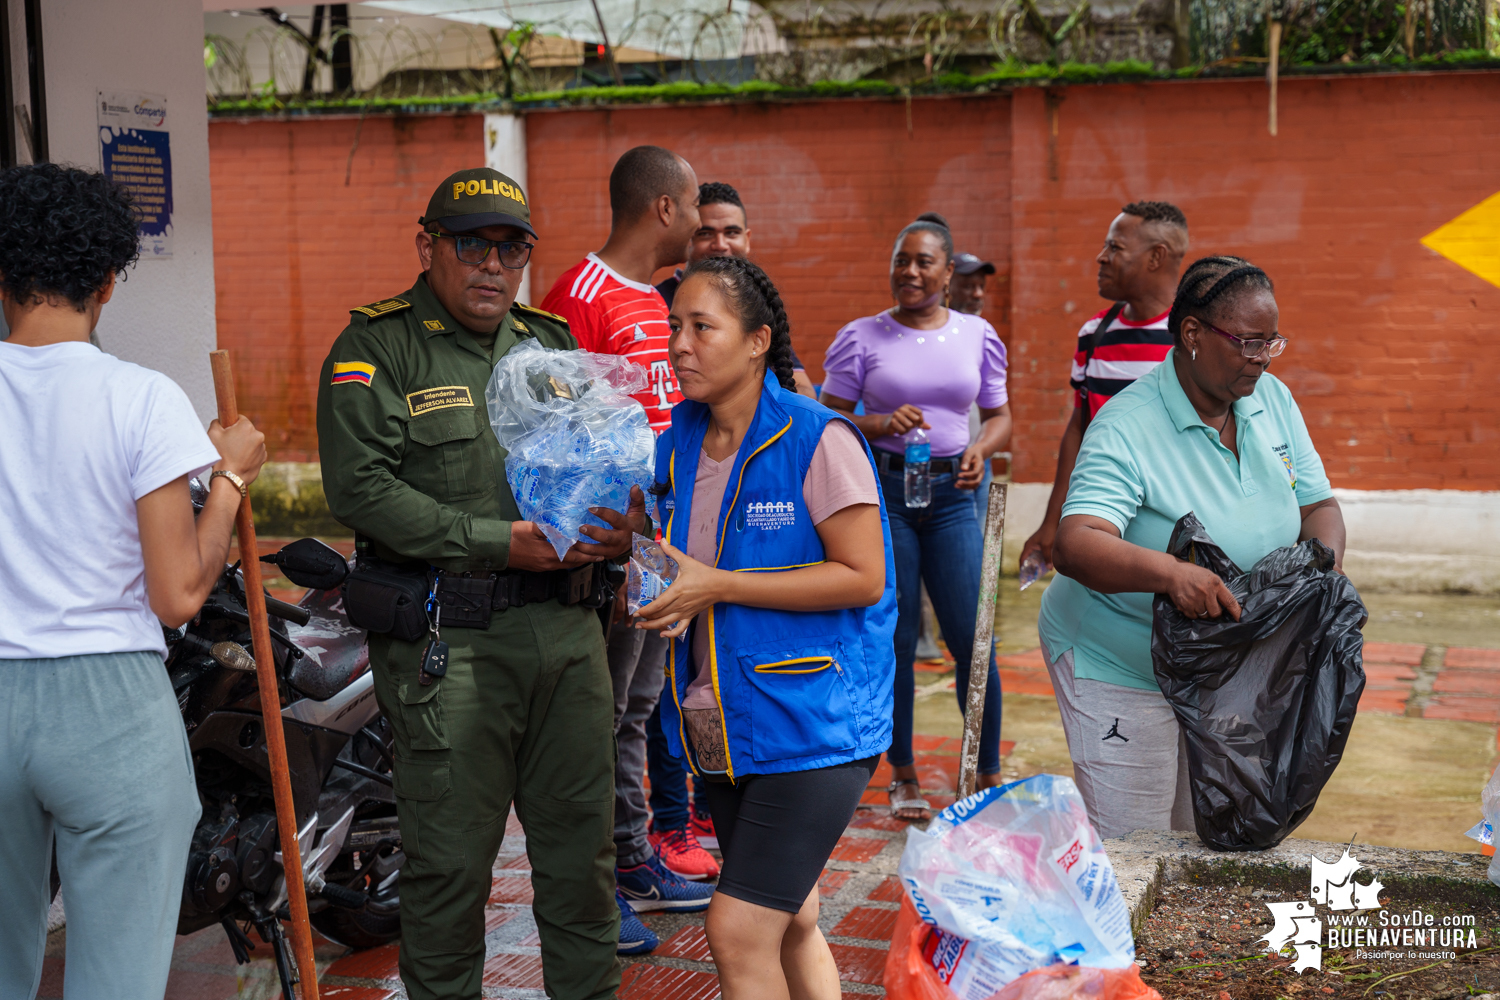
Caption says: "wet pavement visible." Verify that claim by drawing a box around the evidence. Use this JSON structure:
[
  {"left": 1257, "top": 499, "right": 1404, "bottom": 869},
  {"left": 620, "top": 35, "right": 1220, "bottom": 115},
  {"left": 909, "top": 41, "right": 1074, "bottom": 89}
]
[{"left": 39, "top": 739, "right": 989, "bottom": 999}]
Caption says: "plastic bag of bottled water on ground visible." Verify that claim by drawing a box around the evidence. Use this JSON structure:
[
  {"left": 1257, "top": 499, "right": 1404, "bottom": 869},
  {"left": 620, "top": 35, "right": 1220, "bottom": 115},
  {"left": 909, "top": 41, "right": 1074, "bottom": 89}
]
[
  {"left": 486, "top": 340, "right": 656, "bottom": 560},
  {"left": 889, "top": 774, "right": 1139, "bottom": 1000}
]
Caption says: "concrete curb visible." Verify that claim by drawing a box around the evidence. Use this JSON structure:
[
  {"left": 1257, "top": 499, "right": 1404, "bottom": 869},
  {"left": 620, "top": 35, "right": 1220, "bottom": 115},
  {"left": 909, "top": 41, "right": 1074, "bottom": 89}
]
[{"left": 1103, "top": 829, "right": 1495, "bottom": 934}]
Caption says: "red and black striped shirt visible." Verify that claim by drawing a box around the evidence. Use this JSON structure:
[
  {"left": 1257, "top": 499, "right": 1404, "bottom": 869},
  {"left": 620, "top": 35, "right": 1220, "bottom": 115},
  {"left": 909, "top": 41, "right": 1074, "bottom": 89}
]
[{"left": 1069, "top": 307, "right": 1173, "bottom": 419}]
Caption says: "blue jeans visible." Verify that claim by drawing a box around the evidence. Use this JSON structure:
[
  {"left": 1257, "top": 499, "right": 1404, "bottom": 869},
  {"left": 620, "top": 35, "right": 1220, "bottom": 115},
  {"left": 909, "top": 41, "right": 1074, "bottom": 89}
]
[
  {"left": 882, "top": 466, "right": 1004, "bottom": 775},
  {"left": 646, "top": 698, "right": 710, "bottom": 830}
]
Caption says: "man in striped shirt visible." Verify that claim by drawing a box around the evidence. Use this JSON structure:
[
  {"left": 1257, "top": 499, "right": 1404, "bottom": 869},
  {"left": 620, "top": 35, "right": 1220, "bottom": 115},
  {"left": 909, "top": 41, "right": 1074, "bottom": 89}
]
[
  {"left": 541, "top": 145, "right": 714, "bottom": 955},
  {"left": 1020, "top": 201, "right": 1188, "bottom": 569}
]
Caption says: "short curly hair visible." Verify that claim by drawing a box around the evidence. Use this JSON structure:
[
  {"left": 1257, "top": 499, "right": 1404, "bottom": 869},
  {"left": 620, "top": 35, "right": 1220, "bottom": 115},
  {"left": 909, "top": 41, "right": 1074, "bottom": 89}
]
[{"left": 0, "top": 163, "right": 141, "bottom": 311}]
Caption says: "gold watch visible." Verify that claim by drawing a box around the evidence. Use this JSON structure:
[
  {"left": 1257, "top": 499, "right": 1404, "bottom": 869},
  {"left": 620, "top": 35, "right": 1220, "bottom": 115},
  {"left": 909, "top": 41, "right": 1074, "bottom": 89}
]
[{"left": 209, "top": 469, "right": 248, "bottom": 497}]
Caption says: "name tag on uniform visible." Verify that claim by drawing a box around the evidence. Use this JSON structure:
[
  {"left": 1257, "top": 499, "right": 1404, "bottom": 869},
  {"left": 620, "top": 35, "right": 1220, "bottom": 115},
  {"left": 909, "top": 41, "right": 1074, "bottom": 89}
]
[{"left": 406, "top": 385, "right": 474, "bottom": 417}]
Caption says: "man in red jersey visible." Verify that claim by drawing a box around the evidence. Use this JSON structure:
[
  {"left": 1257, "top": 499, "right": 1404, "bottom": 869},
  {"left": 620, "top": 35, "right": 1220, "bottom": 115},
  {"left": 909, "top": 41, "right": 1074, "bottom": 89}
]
[
  {"left": 541, "top": 146, "right": 713, "bottom": 955},
  {"left": 543, "top": 146, "right": 698, "bottom": 433},
  {"left": 1019, "top": 201, "right": 1188, "bottom": 570}
]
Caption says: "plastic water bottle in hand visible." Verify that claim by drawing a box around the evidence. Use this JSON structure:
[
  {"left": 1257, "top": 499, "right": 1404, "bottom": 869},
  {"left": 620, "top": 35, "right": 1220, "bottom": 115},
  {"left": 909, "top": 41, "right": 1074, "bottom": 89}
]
[
  {"left": 626, "top": 534, "right": 680, "bottom": 616},
  {"left": 1019, "top": 550, "right": 1050, "bottom": 591},
  {"left": 904, "top": 426, "right": 931, "bottom": 509}
]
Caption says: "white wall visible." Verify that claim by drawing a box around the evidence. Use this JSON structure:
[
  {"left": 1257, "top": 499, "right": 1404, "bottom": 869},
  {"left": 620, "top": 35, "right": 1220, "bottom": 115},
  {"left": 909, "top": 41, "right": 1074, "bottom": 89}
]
[
  {"left": 39, "top": 0, "right": 219, "bottom": 420},
  {"left": 1003, "top": 482, "right": 1500, "bottom": 594}
]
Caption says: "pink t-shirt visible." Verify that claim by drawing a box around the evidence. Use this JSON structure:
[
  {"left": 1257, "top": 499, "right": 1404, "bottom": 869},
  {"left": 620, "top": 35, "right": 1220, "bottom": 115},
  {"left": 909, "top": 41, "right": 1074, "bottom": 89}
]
[
  {"left": 680, "top": 420, "right": 879, "bottom": 709},
  {"left": 821, "top": 308, "right": 1008, "bottom": 457}
]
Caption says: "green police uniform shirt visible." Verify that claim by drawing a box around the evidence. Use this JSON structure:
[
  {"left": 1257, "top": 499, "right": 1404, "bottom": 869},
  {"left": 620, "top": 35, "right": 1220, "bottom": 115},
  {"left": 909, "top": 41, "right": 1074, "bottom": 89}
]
[
  {"left": 316, "top": 274, "right": 575, "bottom": 569},
  {"left": 1037, "top": 349, "right": 1334, "bottom": 691}
]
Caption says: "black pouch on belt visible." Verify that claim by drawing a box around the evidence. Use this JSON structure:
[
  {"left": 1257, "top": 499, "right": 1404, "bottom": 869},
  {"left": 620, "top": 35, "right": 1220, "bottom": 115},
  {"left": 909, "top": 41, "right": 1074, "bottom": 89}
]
[
  {"left": 435, "top": 573, "right": 495, "bottom": 629},
  {"left": 343, "top": 560, "right": 430, "bottom": 642}
]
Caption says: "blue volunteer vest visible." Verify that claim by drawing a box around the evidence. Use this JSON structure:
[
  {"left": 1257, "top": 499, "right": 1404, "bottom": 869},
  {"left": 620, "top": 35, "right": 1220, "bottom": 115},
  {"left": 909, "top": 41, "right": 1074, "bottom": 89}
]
[{"left": 654, "top": 370, "right": 897, "bottom": 779}]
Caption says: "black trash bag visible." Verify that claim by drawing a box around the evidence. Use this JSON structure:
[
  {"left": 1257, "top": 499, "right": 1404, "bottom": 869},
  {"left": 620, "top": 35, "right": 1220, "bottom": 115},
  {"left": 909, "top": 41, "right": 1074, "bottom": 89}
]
[{"left": 1151, "top": 512, "right": 1368, "bottom": 852}]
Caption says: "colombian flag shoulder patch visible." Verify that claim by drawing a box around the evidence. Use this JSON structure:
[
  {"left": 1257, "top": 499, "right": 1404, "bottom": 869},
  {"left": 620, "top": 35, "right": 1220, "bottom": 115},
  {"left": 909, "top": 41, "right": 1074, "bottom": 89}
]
[{"left": 331, "top": 361, "right": 376, "bottom": 386}]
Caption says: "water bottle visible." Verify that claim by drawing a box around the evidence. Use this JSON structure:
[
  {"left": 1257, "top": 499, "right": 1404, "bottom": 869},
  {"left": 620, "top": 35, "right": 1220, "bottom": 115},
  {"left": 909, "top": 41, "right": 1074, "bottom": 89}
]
[
  {"left": 626, "top": 534, "right": 680, "bottom": 616},
  {"left": 1019, "top": 550, "right": 1050, "bottom": 591},
  {"left": 904, "top": 427, "right": 931, "bottom": 509}
]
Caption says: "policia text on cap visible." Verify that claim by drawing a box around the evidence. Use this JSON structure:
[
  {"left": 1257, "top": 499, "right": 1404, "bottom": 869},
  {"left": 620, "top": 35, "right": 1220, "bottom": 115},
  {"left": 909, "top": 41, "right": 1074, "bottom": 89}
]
[{"left": 317, "top": 167, "right": 647, "bottom": 1000}]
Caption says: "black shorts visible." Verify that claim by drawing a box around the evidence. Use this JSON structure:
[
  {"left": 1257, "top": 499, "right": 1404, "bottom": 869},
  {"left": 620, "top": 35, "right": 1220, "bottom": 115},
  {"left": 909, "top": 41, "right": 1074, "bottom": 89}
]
[{"left": 704, "top": 755, "right": 880, "bottom": 913}]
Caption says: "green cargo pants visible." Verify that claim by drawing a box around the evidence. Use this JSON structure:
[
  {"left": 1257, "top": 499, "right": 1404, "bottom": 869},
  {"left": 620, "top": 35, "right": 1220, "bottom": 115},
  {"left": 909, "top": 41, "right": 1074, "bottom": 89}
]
[{"left": 369, "top": 600, "right": 619, "bottom": 1000}]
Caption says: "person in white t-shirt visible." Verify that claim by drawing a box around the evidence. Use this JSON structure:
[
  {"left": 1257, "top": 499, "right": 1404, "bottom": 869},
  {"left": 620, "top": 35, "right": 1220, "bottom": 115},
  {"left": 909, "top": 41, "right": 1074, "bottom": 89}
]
[{"left": 0, "top": 164, "right": 267, "bottom": 1000}]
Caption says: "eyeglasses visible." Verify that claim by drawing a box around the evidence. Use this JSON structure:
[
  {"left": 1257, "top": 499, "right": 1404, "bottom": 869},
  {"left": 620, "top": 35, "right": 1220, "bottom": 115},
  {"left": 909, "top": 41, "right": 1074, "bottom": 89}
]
[
  {"left": 428, "top": 232, "right": 533, "bottom": 269},
  {"left": 1204, "top": 321, "right": 1288, "bottom": 359}
]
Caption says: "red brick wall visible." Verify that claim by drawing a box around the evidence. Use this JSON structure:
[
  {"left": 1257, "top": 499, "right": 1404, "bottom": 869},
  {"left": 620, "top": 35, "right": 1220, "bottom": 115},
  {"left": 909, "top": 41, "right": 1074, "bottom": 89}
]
[
  {"left": 209, "top": 113, "right": 481, "bottom": 461},
  {"left": 1005, "top": 73, "right": 1500, "bottom": 487},
  {"left": 524, "top": 98, "right": 1014, "bottom": 373},
  {"left": 209, "top": 73, "right": 1500, "bottom": 487}
]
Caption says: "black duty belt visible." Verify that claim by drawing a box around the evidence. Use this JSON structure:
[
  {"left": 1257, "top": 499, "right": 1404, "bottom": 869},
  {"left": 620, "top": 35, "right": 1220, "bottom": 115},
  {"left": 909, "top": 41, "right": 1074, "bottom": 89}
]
[
  {"left": 432, "top": 563, "right": 608, "bottom": 629},
  {"left": 874, "top": 449, "right": 958, "bottom": 475}
]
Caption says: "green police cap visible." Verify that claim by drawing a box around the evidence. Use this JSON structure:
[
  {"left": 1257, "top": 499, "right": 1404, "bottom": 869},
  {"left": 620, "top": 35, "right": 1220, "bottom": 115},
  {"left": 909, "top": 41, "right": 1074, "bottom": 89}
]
[{"left": 421, "top": 167, "right": 536, "bottom": 238}]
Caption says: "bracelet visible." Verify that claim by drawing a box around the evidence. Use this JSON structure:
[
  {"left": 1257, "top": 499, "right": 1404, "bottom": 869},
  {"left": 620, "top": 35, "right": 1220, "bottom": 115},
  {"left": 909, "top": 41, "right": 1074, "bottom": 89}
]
[{"left": 209, "top": 468, "right": 248, "bottom": 498}]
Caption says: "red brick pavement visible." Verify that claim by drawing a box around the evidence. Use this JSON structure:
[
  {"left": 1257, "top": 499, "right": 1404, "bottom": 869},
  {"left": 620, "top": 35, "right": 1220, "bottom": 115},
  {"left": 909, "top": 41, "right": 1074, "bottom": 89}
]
[
  {"left": 1424, "top": 647, "right": 1500, "bottom": 725},
  {"left": 43, "top": 746, "right": 970, "bottom": 999}
]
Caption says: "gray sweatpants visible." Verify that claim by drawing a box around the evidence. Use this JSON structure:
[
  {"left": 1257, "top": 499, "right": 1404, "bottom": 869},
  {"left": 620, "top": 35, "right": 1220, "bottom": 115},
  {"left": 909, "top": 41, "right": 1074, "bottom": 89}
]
[
  {"left": 1046, "top": 648, "right": 1194, "bottom": 840},
  {"left": 0, "top": 652, "right": 200, "bottom": 1000},
  {"left": 606, "top": 625, "right": 669, "bottom": 868}
]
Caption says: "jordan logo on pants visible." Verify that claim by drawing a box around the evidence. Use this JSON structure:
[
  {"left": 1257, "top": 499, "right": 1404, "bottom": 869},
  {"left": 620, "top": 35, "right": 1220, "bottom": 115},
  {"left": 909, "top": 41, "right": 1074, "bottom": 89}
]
[{"left": 1102, "top": 718, "right": 1129, "bottom": 742}]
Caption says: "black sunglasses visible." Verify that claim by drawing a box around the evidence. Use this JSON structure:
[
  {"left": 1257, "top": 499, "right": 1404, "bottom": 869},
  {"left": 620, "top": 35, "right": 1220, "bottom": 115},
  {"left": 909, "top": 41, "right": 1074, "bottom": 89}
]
[{"left": 428, "top": 232, "right": 533, "bottom": 270}]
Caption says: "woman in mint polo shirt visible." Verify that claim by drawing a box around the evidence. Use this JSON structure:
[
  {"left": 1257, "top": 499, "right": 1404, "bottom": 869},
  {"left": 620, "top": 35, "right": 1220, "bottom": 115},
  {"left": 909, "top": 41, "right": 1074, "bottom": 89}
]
[{"left": 1042, "top": 256, "right": 1347, "bottom": 839}]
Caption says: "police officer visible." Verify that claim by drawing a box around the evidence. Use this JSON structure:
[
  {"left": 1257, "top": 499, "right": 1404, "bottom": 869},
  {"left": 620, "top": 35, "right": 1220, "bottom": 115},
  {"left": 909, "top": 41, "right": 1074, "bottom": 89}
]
[{"left": 317, "top": 167, "right": 643, "bottom": 1000}]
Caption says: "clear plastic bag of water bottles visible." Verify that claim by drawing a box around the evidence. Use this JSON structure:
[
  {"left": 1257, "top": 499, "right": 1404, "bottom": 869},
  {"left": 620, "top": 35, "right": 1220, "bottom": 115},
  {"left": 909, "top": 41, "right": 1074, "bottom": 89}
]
[{"left": 485, "top": 340, "right": 656, "bottom": 560}]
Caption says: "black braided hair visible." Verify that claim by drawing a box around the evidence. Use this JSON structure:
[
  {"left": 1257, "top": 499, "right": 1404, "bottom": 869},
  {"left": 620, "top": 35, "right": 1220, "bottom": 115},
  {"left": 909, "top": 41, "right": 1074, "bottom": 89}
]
[
  {"left": 681, "top": 255, "right": 797, "bottom": 391},
  {"left": 1167, "top": 255, "right": 1275, "bottom": 347},
  {"left": 893, "top": 219, "right": 953, "bottom": 263}
]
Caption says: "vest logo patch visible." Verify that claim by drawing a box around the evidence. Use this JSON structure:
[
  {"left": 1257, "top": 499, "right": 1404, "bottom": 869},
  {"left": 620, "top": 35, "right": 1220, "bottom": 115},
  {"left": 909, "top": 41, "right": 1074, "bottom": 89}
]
[
  {"left": 406, "top": 385, "right": 474, "bottom": 417},
  {"left": 745, "top": 499, "right": 797, "bottom": 530}
]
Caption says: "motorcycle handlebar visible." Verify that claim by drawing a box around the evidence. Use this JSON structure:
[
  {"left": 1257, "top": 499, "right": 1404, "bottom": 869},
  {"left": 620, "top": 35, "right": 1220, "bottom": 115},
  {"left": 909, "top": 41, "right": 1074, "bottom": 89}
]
[{"left": 265, "top": 595, "right": 312, "bottom": 627}]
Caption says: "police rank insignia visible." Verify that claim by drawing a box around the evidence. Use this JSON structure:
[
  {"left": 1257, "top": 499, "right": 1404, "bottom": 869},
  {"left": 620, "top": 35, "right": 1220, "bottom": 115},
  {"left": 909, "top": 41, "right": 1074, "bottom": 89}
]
[
  {"left": 352, "top": 298, "right": 412, "bottom": 318},
  {"left": 331, "top": 361, "right": 376, "bottom": 386},
  {"left": 423, "top": 320, "right": 445, "bottom": 332}
]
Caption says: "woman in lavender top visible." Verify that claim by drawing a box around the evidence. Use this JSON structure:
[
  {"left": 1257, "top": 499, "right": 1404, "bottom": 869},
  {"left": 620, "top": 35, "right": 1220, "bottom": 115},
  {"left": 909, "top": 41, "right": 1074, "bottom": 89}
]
[{"left": 821, "top": 219, "right": 1012, "bottom": 822}]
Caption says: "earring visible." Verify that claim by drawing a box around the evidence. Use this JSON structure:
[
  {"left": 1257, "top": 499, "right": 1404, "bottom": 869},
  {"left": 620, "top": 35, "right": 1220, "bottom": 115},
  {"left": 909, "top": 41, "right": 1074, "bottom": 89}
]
[{"left": 1190, "top": 348, "right": 1197, "bottom": 361}]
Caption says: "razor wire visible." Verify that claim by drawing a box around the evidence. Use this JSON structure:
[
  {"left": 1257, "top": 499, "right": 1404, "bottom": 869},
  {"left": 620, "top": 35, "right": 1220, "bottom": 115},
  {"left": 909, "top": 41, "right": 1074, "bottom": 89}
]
[{"left": 204, "top": 0, "right": 1491, "bottom": 104}]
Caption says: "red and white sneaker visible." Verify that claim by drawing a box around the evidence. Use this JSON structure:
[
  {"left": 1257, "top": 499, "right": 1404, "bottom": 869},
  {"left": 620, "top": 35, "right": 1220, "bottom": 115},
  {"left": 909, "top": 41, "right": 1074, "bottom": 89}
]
[
  {"left": 648, "top": 825, "right": 720, "bottom": 881},
  {"left": 689, "top": 809, "right": 718, "bottom": 850}
]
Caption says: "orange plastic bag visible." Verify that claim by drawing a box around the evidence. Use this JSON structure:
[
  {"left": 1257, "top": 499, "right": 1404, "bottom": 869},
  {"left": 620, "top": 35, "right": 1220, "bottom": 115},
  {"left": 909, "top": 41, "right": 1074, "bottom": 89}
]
[{"left": 884, "top": 898, "right": 1162, "bottom": 1000}]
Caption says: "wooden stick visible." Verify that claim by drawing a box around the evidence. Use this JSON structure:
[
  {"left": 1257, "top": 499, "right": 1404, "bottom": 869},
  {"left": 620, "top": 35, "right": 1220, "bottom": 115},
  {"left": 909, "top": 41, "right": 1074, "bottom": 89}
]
[
  {"left": 210, "top": 350, "right": 321, "bottom": 1000},
  {"left": 957, "top": 481, "right": 1008, "bottom": 800}
]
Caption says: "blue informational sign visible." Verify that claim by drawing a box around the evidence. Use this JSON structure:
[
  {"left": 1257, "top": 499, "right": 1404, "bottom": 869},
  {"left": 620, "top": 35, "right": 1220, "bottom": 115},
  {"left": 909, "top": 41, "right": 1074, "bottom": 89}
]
[{"left": 97, "top": 92, "right": 173, "bottom": 258}]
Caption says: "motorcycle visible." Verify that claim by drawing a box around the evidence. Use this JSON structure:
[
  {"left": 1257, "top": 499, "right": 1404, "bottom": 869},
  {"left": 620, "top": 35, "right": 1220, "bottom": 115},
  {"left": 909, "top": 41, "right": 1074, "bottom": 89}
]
[{"left": 164, "top": 481, "right": 401, "bottom": 994}]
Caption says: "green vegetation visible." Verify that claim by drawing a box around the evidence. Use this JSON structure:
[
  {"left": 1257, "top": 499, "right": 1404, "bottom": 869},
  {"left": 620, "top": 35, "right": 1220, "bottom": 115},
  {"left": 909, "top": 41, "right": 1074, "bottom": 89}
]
[{"left": 207, "top": 49, "right": 1498, "bottom": 116}]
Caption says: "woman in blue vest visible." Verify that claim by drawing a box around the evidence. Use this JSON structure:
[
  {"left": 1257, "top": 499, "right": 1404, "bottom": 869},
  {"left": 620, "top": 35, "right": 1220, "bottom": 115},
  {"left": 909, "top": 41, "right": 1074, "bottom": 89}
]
[{"left": 636, "top": 254, "right": 897, "bottom": 999}]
